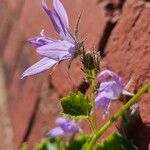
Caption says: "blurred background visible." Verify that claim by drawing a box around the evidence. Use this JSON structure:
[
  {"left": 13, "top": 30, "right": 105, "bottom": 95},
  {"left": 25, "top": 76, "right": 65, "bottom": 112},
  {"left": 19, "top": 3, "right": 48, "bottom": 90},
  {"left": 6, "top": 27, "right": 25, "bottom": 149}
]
[{"left": 0, "top": 0, "right": 149, "bottom": 150}]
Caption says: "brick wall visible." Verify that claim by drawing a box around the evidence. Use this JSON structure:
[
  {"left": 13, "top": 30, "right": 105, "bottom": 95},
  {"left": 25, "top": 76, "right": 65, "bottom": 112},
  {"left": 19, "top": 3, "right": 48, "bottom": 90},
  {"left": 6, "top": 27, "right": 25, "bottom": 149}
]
[{"left": 0, "top": 0, "right": 149, "bottom": 150}]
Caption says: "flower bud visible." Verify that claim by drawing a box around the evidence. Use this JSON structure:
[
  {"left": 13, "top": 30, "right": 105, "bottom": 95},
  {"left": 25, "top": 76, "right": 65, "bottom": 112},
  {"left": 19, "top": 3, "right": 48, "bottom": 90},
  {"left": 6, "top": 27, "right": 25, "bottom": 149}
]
[{"left": 82, "top": 50, "right": 100, "bottom": 73}]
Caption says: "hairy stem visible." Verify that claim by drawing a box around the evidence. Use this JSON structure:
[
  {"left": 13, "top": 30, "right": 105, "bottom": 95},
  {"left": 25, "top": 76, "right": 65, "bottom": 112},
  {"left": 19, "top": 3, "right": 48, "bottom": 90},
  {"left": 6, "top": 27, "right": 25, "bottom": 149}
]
[
  {"left": 86, "top": 82, "right": 150, "bottom": 150},
  {"left": 90, "top": 70, "right": 97, "bottom": 131}
]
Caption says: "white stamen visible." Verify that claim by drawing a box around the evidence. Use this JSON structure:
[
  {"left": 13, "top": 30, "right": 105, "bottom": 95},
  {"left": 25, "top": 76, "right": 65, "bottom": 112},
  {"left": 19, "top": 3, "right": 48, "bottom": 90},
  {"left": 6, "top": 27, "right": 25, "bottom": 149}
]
[{"left": 40, "top": 29, "right": 45, "bottom": 36}]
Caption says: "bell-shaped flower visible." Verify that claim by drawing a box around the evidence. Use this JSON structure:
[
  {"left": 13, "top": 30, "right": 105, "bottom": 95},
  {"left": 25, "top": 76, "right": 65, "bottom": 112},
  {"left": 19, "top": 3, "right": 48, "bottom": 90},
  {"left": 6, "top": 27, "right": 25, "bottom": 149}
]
[
  {"left": 95, "top": 70, "right": 124, "bottom": 113},
  {"left": 47, "top": 117, "right": 79, "bottom": 137},
  {"left": 22, "top": 0, "right": 78, "bottom": 78}
]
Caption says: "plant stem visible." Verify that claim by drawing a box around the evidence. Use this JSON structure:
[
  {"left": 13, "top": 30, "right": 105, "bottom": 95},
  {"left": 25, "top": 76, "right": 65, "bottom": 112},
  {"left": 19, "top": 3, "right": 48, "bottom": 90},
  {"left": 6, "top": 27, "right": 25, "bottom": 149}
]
[
  {"left": 91, "top": 70, "right": 97, "bottom": 131},
  {"left": 87, "top": 118, "right": 96, "bottom": 133},
  {"left": 86, "top": 82, "right": 150, "bottom": 150}
]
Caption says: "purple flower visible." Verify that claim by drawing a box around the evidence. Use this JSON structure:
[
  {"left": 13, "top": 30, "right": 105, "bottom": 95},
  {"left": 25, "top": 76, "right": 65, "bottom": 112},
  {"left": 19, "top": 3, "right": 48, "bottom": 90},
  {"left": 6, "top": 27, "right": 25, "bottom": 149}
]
[
  {"left": 47, "top": 117, "right": 79, "bottom": 137},
  {"left": 21, "top": 0, "right": 78, "bottom": 78},
  {"left": 95, "top": 70, "right": 124, "bottom": 113}
]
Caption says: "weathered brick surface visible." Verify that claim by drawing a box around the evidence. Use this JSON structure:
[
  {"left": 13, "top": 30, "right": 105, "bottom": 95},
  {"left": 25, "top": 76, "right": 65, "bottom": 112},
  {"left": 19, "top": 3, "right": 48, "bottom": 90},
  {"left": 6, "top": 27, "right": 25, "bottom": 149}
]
[
  {"left": 0, "top": 0, "right": 25, "bottom": 56},
  {"left": 105, "top": 0, "right": 150, "bottom": 121},
  {"left": 27, "top": 80, "right": 60, "bottom": 149},
  {"left": 0, "top": 62, "right": 14, "bottom": 150},
  {"left": 0, "top": 0, "right": 149, "bottom": 149},
  {"left": 104, "top": 0, "right": 150, "bottom": 149}
]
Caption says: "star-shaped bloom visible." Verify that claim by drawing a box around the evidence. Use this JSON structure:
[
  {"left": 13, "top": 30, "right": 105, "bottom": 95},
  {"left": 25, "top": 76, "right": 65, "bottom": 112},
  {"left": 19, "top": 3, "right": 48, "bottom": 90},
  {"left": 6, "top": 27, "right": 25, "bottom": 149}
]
[
  {"left": 95, "top": 70, "right": 124, "bottom": 113},
  {"left": 47, "top": 117, "right": 79, "bottom": 137},
  {"left": 22, "top": 0, "right": 78, "bottom": 78}
]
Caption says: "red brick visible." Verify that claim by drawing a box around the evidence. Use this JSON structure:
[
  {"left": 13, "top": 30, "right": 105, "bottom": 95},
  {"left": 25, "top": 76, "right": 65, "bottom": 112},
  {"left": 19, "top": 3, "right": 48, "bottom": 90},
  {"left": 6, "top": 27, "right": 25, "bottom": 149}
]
[
  {"left": 104, "top": 0, "right": 150, "bottom": 149},
  {"left": 0, "top": 0, "right": 25, "bottom": 56},
  {"left": 2, "top": 24, "right": 26, "bottom": 85},
  {"left": 0, "top": 62, "right": 15, "bottom": 150},
  {"left": 19, "top": 0, "right": 56, "bottom": 38},
  {"left": 5, "top": 42, "right": 48, "bottom": 149},
  {"left": 27, "top": 80, "right": 60, "bottom": 149}
]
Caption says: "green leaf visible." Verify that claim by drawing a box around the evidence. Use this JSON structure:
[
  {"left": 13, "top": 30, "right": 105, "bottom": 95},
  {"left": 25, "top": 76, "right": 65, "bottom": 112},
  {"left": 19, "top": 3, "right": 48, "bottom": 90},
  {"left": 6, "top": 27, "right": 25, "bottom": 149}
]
[
  {"left": 66, "top": 135, "right": 88, "bottom": 150},
  {"left": 35, "top": 138, "right": 64, "bottom": 150},
  {"left": 61, "top": 92, "right": 92, "bottom": 119},
  {"left": 96, "top": 133, "right": 137, "bottom": 150}
]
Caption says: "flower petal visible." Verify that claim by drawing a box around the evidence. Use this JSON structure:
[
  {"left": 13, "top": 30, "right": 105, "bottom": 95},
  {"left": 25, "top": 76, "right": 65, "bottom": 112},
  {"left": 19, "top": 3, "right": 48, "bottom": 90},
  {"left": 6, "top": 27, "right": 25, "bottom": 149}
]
[
  {"left": 28, "top": 36, "right": 56, "bottom": 48},
  {"left": 56, "top": 117, "right": 78, "bottom": 133},
  {"left": 42, "top": 0, "right": 65, "bottom": 35},
  {"left": 21, "top": 57, "right": 58, "bottom": 78},
  {"left": 95, "top": 70, "right": 125, "bottom": 114},
  {"left": 56, "top": 117, "right": 70, "bottom": 126},
  {"left": 37, "top": 40, "right": 76, "bottom": 60},
  {"left": 47, "top": 127, "right": 64, "bottom": 137},
  {"left": 42, "top": 0, "right": 75, "bottom": 43},
  {"left": 97, "top": 69, "right": 119, "bottom": 80},
  {"left": 53, "top": 0, "right": 76, "bottom": 43},
  {"left": 95, "top": 93, "right": 111, "bottom": 114},
  {"left": 99, "top": 81, "right": 123, "bottom": 99},
  {"left": 98, "top": 69, "right": 124, "bottom": 90},
  {"left": 53, "top": 0, "right": 69, "bottom": 29}
]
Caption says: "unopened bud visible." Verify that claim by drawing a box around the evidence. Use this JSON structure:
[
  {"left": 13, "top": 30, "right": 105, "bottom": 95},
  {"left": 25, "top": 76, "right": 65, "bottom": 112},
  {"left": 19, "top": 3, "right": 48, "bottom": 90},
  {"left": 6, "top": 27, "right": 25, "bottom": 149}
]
[{"left": 82, "top": 50, "right": 100, "bottom": 72}]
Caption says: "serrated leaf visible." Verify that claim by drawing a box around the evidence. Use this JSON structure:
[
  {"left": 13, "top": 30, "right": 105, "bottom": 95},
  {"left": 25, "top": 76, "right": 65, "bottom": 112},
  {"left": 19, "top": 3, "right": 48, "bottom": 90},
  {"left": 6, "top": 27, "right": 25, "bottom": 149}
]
[
  {"left": 96, "top": 133, "right": 137, "bottom": 150},
  {"left": 61, "top": 92, "right": 92, "bottom": 118}
]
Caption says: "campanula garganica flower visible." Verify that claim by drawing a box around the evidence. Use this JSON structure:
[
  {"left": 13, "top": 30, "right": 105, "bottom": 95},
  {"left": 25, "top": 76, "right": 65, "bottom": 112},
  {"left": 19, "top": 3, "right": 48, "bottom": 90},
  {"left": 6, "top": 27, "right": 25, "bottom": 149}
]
[
  {"left": 22, "top": 0, "right": 79, "bottom": 78},
  {"left": 95, "top": 70, "right": 124, "bottom": 113}
]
